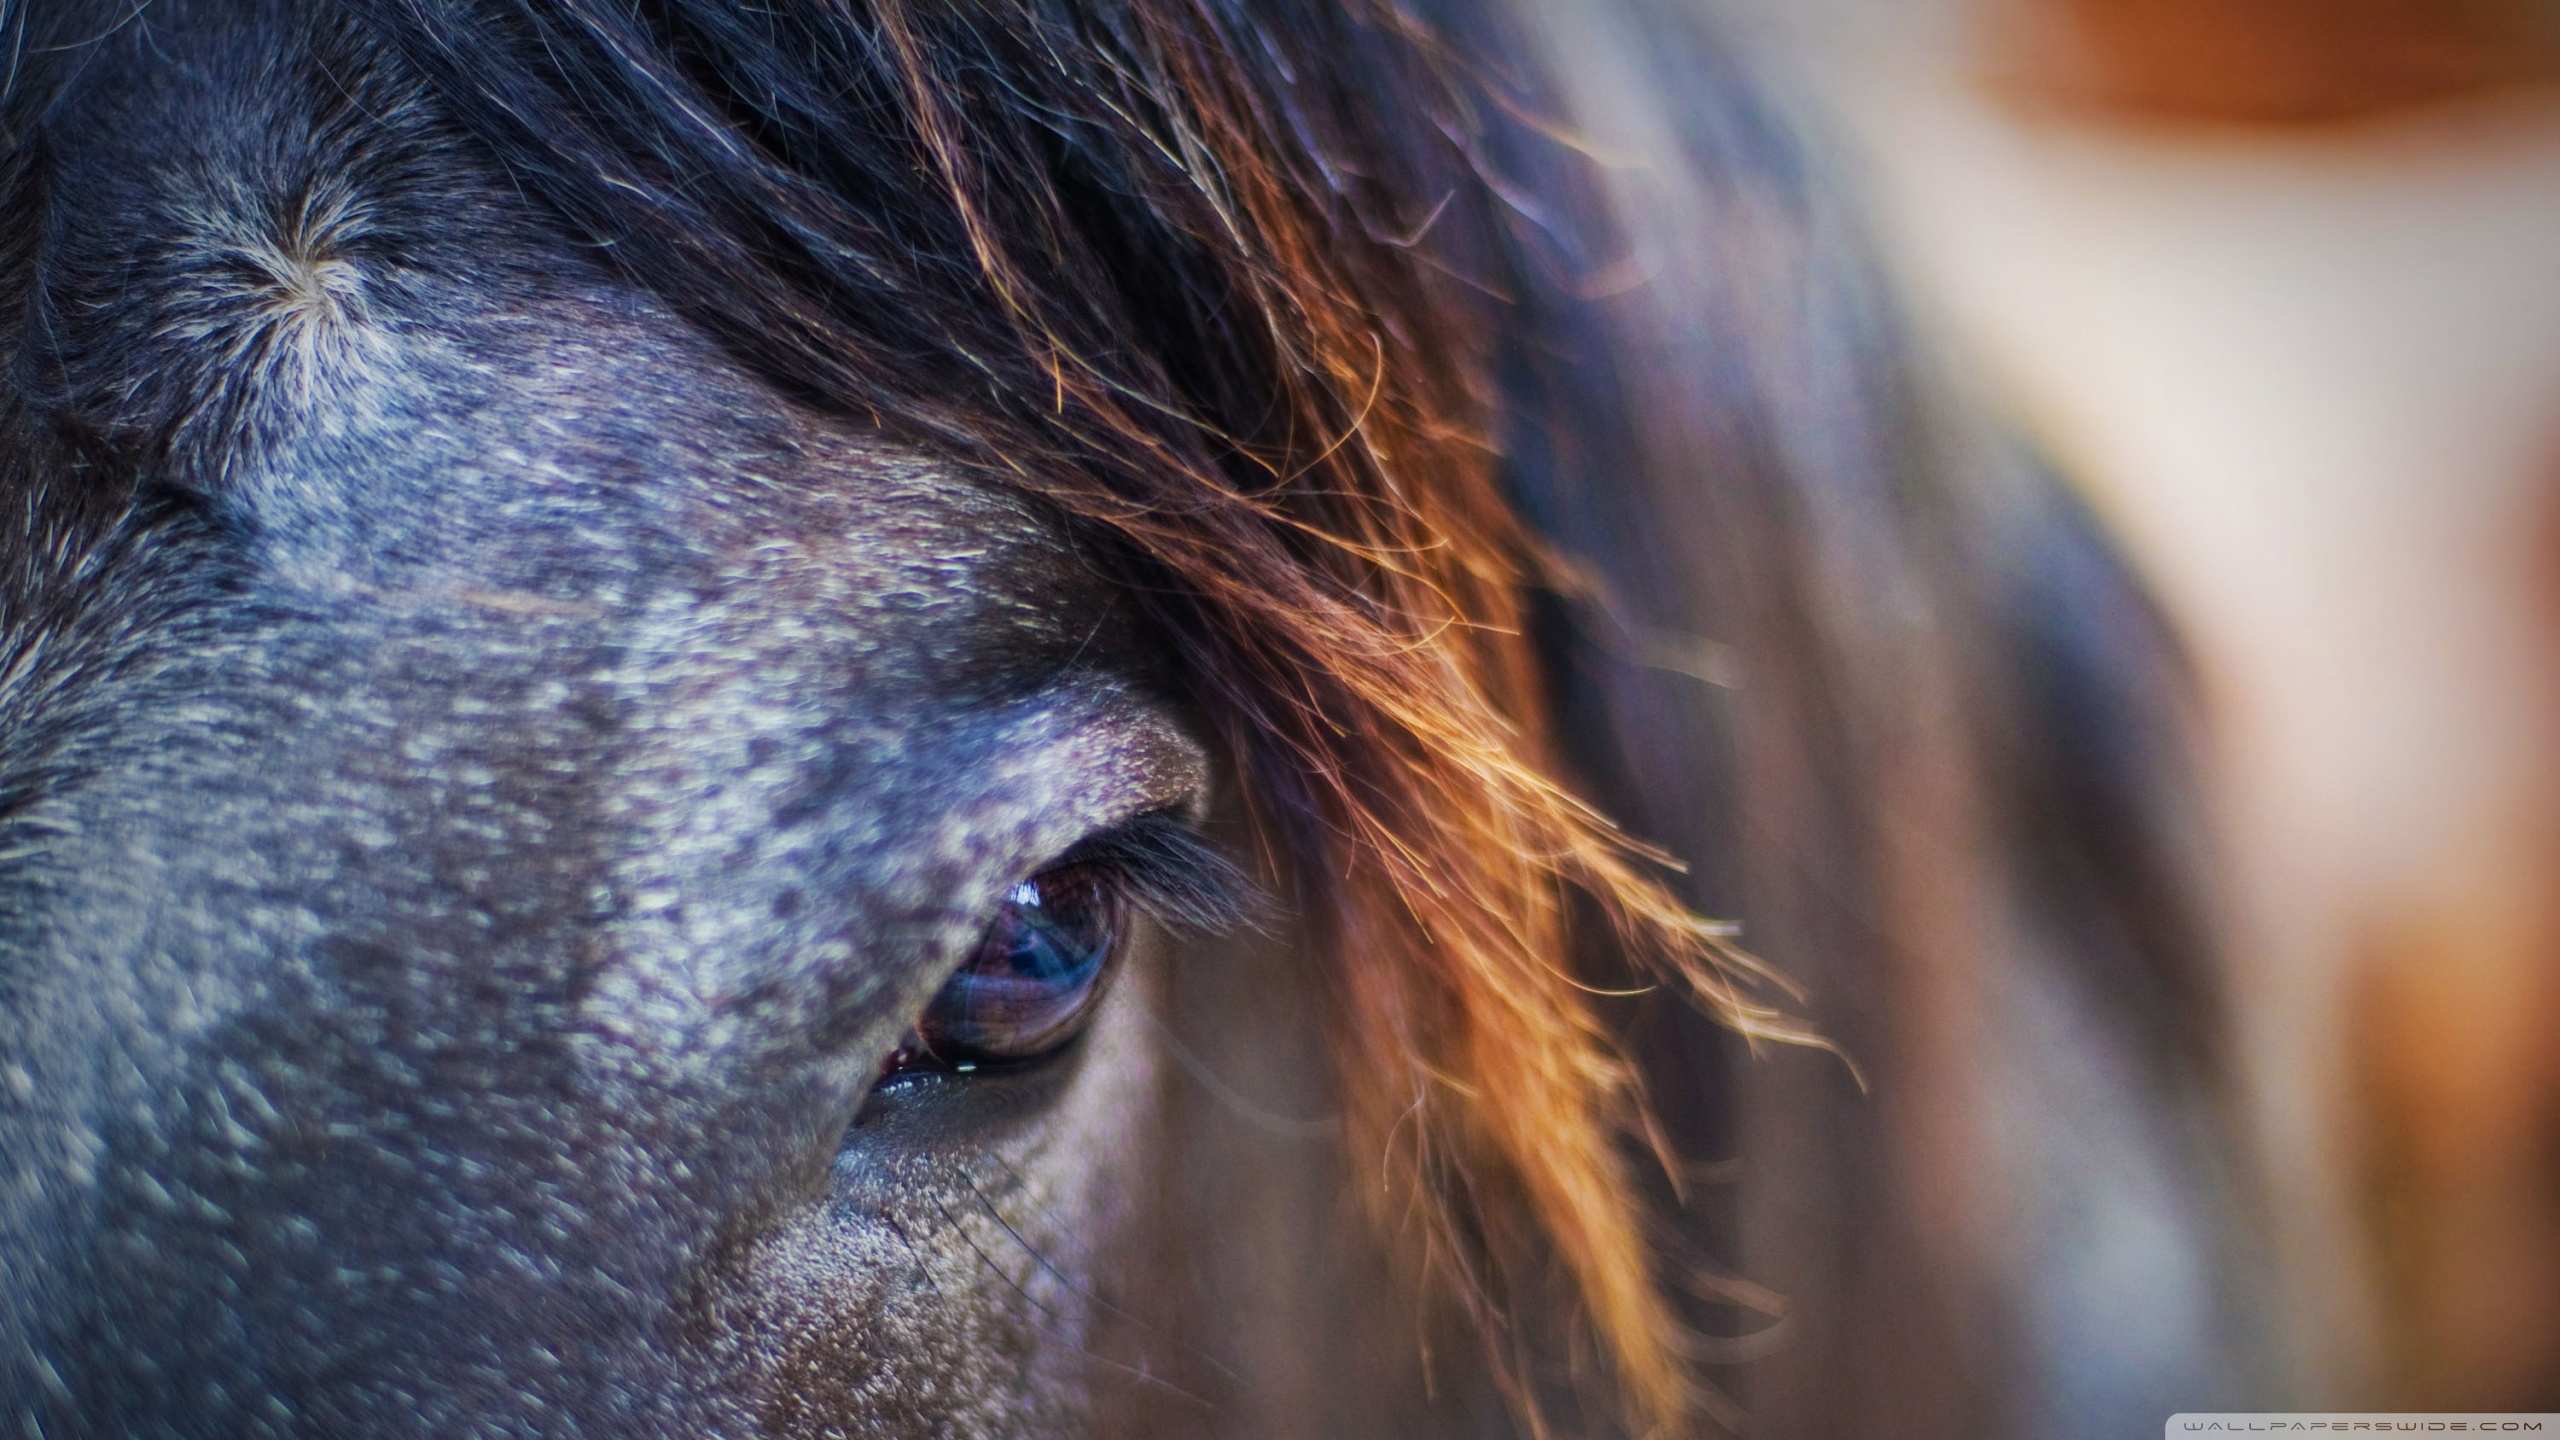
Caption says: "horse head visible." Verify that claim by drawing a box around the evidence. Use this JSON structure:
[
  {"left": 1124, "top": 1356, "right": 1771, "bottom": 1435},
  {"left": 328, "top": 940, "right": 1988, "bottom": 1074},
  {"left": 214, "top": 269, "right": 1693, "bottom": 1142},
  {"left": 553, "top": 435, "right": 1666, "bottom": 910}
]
[{"left": 0, "top": 0, "right": 2268, "bottom": 1434}]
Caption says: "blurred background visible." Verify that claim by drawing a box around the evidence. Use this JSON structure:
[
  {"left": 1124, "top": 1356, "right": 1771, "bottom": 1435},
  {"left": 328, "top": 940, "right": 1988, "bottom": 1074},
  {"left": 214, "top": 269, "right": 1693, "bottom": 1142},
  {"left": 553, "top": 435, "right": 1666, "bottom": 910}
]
[{"left": 1711, "top": 0, "right": 2560, "bottom": 1410}]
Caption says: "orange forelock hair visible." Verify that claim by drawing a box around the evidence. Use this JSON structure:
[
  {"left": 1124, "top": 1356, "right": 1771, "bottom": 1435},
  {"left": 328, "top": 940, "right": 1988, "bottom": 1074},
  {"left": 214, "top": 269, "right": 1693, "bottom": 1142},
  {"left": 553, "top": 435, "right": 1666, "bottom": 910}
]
[{"left": 867, "top": 2, "right": 1819, "bottom": 1431}]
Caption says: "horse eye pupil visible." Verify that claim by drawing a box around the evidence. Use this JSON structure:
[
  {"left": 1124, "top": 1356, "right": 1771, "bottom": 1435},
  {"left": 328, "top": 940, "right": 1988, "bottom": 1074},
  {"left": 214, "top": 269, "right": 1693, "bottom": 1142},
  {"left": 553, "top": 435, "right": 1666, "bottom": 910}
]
[
  {"left": 1008, "top": 877, "right": 1108, "bottom": 976},
  {"left": 1007, "top": 923, "right": 1073, "bottom": 980}
]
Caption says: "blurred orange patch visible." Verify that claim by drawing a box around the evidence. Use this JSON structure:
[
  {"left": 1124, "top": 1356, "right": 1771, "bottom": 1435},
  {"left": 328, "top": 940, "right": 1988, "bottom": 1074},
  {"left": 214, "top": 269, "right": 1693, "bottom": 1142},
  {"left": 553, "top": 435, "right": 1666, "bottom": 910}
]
[
  {"left": 1988, "top": 0, "right": 2560, "bottom": 123},
  {"left": 2352, "top": 845, "right": 2560, "bottom": 1407}
]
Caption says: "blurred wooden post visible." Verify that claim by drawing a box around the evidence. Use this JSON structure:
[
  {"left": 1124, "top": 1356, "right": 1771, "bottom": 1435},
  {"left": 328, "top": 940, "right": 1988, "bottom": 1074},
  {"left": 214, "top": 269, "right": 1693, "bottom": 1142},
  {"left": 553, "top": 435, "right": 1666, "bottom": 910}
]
[{"left": 1984, "top": 0, "right": 2560, "bottom": 122}]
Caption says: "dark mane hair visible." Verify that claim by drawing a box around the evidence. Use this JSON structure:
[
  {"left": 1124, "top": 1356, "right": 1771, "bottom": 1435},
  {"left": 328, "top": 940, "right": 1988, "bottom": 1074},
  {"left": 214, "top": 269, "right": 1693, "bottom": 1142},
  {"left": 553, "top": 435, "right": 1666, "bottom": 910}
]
[{"left": 0, "top": 0, "right": 2241, "bottom": 1431}]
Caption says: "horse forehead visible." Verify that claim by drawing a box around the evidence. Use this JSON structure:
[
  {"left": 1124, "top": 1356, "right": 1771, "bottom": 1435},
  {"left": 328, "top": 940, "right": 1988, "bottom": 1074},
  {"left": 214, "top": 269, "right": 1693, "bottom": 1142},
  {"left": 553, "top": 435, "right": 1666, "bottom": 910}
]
[
  {"left": 228, "top": 281, "right": 1102, "bottom": 702},
  {"left": 248, "top": 236, "right": 1042, "bottom": 574},
  {"left": 328, "top": 404, "right": 1089, "bottom": 678},
  {"left": 33, "top": 0, "right": 1097, "bottom": 687},
  {"left": 212, "top": 426, "right": 1086, "bottom": 804}
]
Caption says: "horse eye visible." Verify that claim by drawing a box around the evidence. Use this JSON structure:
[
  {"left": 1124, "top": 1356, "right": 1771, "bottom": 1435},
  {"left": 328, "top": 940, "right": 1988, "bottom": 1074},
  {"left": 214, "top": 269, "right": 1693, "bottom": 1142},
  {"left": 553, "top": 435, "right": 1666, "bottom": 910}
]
[{"left": 883, "top": 864, "right": 1125, "bottom": 1079}]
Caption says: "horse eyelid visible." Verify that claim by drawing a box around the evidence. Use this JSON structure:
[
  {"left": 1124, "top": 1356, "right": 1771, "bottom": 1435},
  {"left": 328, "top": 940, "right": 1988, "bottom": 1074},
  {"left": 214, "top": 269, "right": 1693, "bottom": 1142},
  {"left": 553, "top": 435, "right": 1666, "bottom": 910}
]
[{"left": 1053, "top": 811, "right": 1262, "bottom": 938}]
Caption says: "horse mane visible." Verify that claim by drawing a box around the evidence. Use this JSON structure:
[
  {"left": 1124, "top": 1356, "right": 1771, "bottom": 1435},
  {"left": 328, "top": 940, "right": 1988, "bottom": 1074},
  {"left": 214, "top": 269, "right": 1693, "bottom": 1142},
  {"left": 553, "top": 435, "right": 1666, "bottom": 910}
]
[{"left": 0, "top": 0, "right": 2237, "bottom": 1431}]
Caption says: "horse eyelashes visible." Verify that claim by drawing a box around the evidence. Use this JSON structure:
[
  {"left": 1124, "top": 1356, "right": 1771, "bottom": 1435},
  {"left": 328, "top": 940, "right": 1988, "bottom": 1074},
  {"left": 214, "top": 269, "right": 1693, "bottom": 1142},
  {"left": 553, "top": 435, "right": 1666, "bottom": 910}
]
[{"left": 1055, "top": 810, "right": 1260, "bottom": 936}]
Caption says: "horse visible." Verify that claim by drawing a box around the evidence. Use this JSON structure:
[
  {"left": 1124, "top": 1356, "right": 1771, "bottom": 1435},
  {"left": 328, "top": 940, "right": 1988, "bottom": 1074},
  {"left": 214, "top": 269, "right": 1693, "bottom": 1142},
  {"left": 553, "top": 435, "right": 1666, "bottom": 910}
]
[{"left": 0, "top": 0, "right": 2275, "bottom": 1433}]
